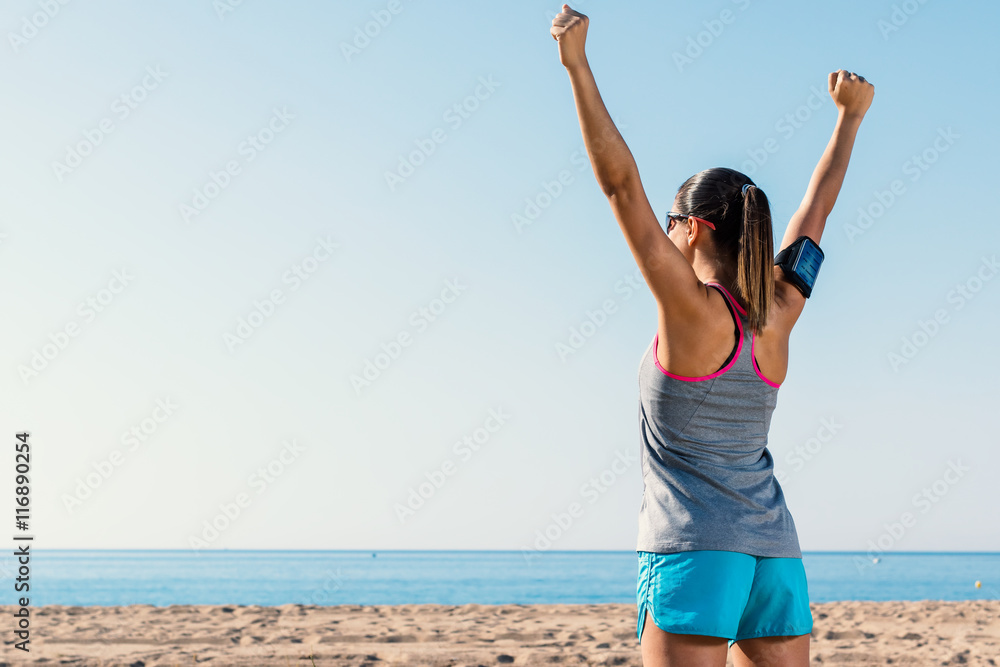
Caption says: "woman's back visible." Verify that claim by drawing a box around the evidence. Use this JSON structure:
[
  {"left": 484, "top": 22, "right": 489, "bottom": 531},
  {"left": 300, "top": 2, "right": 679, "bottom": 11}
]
[{"left": 637, "top": 282, "right": 802, "bottom": 559}]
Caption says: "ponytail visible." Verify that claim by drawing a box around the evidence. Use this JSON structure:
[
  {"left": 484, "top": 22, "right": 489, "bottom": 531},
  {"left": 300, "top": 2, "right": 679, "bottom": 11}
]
[
  {"left": 736, "top": 184, "right": 773, "bottom": 335},
  {"left": 675, "top": 168, "right": 775, "bottom": 335}
]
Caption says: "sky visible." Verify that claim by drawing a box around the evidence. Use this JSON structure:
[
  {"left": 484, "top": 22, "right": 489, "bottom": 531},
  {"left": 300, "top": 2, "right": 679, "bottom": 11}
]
[{"left": 0, "top": 0, "right": 998, "bottom": 554}]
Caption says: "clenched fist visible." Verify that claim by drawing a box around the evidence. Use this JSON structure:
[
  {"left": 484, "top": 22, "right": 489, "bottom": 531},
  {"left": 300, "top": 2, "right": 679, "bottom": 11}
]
[
  {"left": 550, "top": 4, "right": 589, "bottom": 69},
  {"left": 829, "top": 70, "right": 875, "bottom": 119}
]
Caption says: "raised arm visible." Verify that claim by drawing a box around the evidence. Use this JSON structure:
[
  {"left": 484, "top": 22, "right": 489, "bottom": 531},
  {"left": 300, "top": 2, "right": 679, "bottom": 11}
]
[
  {"left": 774, "top": 70, "right": 875, "bottom": 323},
  {"left": 550, "top": 5, "right": 705, "bottom": 322}
]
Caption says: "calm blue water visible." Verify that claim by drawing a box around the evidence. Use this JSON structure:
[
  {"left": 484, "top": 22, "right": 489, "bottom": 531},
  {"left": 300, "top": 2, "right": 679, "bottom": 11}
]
[{"left": 12, "top": 551, "right": 1000, "bottom": 607}]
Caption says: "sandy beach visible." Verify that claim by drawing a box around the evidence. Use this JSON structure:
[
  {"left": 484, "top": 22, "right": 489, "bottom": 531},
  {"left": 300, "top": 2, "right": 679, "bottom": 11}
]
[{"left": 5, "top": 600, "right": 997, "bottom": 666}]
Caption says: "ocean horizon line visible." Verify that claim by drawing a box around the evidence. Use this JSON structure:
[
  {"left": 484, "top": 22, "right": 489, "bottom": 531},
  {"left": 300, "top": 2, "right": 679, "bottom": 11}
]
[{"left": 30, "top": 549, "right": 1000, "bottom": 555}]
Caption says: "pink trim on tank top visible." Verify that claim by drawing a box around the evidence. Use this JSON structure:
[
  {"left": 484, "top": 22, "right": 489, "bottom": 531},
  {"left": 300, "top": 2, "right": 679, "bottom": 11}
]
[
  {"left": 704, "top": 282, "right": 747, "bottom": 317},
  {"left": 706, "top": 282, "right": 781, "bottom": 388},
  {"left": 751, "top": 331, "right": 782, "bottom": 388},
  {"left": 653, "top": 285, "right": 744, "bottom": 382}
]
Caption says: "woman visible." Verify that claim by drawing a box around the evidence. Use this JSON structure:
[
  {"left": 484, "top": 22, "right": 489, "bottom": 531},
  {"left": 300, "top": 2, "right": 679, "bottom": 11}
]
[{"left": 550, "top": 6, "right": 874, "bottom": 667}]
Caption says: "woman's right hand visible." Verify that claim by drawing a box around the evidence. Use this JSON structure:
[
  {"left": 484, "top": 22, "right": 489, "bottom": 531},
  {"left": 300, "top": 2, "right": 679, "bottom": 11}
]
[
  {"left": 829, "top": 69, "right": 875, "bottom": 119},
  {"left": 550, "top": 4, "right": 589, "bottom": 70}
]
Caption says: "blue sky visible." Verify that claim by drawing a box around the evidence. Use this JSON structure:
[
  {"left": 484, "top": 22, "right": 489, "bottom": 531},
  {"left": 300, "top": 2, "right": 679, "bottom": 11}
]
[{"left": 1, "top": 0, "right": 998, "bottom": 553}]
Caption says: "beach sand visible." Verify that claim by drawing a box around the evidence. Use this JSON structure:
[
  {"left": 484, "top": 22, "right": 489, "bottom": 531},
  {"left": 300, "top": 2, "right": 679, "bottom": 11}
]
[{"left": 5, "top": 600, "right": 998, "bottom": 666}]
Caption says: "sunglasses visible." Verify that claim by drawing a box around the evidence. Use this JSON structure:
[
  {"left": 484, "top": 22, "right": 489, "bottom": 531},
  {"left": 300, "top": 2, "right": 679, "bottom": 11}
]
[{"left": 666, "top": 212, "right": 717, "bottom": 232}]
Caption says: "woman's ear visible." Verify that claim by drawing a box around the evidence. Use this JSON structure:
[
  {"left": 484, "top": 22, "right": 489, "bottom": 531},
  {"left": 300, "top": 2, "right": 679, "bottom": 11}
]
[{"left": 685, "top": 220, "right": 699, "bottom": 246}]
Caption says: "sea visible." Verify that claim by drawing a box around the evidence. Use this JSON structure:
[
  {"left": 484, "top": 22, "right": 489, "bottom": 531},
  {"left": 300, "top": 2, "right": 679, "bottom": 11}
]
[{"left": 14, "top": 551, "right": 1000, "bottom": 607}]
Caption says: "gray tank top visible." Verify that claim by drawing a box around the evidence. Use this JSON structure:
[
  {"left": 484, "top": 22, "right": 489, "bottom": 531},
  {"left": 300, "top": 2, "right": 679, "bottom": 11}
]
[{"left": 636, "top": 282, "right": 802, "bottom": 558}]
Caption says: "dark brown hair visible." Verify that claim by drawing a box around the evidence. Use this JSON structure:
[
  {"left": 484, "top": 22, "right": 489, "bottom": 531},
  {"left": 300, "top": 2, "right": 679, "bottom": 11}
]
[{"left": 675, "top": 167, "right": 774, "bottom": 334}]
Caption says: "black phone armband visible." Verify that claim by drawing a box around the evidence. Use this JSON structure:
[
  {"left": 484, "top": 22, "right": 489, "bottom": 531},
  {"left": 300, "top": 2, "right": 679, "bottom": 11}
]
[{"left": 775, "top": 236, "right": 824, "bottom": 298}]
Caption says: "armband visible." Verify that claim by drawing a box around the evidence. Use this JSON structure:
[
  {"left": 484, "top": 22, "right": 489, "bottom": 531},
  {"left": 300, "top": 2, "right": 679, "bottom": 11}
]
[{"left": 775, "top": 236, "right": 824, "bottom": 298}]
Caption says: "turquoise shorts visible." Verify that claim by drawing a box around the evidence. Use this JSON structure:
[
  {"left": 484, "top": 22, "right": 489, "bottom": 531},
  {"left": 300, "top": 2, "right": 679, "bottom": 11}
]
[{"left": 636, "top": 550, "right": 813, "bottom": 646}]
